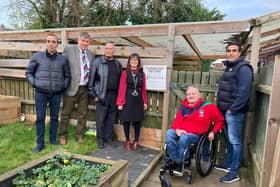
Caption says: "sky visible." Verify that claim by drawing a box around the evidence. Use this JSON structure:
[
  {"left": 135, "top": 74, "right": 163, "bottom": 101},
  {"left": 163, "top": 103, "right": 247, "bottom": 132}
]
[
  {"left": 0, "top": 0, "right": 280, "bottom": 28},
  {"left": 204, "top": 0, "right": 280, "bottom": 20}
]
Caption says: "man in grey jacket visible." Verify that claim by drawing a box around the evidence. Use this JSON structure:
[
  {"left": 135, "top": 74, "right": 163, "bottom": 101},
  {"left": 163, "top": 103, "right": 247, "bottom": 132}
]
[
  {"left": 26, "top": 34, "right": 71, "bottom": 153},
  {"left": 88, "top": 42, "right": 122, "bottom": 149},
  {"left": 59, "top": 32, "right": 94, "bottom": 144}
]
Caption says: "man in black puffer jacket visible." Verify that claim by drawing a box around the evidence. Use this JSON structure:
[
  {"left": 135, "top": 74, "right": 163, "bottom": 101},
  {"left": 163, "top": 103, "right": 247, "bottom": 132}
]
[
  {"left": 215, "top": 41, "right": 253, "bottom": 184},
  {"left": 26, "top": 34, "right": 71, "bottom": 153}
]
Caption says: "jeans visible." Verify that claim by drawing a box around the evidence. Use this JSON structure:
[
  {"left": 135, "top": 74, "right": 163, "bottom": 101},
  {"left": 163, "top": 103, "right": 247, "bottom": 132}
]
[
  {"left": 165, "top": 129, "right": 199, "bottom": 163},
  {"left": 223, "top": 112, "right": 245, "bottom": 172},
  {"left": 35, "top": 91, "right": 61, "bottom": 147}
]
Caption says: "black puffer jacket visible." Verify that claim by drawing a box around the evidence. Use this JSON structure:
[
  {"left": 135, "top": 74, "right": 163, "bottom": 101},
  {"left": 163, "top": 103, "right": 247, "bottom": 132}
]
[{"left": 26, "top": 50, "right": 71, "bottom": 94}]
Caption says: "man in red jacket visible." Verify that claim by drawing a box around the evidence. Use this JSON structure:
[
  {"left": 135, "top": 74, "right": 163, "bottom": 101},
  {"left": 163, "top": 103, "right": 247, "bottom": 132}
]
[{"left": 165, "top": 86, "right": 224, "bottom": 171}]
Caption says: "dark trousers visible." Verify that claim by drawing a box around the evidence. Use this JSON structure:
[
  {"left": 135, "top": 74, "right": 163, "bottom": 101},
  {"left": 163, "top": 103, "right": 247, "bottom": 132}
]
[
  {"left": 59, "top": 86, "right": 88, "bottom": 138},
  {"left": 96, "top": 92, "right": 117, "bottom": 144},
  {"left": 123, "top": 121, "right": 141, "bottom": 141},
  {"left": 35, "top": 91, "right": 61, "bottom": 147}
]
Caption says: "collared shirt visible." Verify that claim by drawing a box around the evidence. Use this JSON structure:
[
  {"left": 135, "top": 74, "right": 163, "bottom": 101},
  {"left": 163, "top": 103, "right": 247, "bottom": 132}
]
[{"left": 79, "top": 48, "right": 89, "bottom": 85}]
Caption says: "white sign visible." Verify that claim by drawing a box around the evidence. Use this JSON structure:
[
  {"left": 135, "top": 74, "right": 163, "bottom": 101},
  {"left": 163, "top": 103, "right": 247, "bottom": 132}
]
[{"left": 143, "top": 65, "right": 167, "bottom": 91}]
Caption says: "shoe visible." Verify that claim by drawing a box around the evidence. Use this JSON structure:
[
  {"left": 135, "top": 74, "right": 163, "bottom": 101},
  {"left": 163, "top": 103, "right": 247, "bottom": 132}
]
[
  {"left": 98, "top": 142, "right": 104, "bottom": 149},
  {"left": 32, "top": 146, "right": 45, "bottom": 153},
  {"left": 60, "top": 137, "right": 67, "bottom": 145},
  {"left": 132, "top": 141, "right": 139, "bottom": 150},
  {"left": 124, "top": 141, "right": 131, "bottom": 151},
  {"left": 214, "top": 164, "right": 230, "bottom": 172},
  {"left": 219, "top": 171, "right": 240, "bottom": 184}
]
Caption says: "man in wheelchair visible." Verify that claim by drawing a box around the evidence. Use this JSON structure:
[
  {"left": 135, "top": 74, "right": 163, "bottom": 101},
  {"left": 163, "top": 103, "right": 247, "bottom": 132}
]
[{"left": 160, "top": 86, "right": 224, "bottom": 184}]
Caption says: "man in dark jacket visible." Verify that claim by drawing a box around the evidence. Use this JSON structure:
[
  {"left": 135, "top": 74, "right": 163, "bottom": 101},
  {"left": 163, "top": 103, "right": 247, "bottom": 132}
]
[
  {"left": 215, "top": 42, "right": 253, "bottom": 183},
  {"left": 88, "top": 42, "right": 122, "bottom": 149},
  {"left": 26, "top": 34, "right": 71, "bottom": 153}
]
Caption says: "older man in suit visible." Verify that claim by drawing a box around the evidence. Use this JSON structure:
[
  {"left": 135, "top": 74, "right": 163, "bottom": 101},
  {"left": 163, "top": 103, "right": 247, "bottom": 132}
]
[{"left": 59, "top": 32, "right": 94, "bottom": 144}]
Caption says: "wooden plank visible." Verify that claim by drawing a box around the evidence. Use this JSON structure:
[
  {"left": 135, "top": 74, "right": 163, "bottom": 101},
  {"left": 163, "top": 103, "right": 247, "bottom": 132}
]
[
  {"left": 0, "top": 68, "right": 25, "bottom": 78},
  {"left": 114, "top": 125, "right": 162, "bottom": 149},
  {"left": 131, "top": 152, "right": 162, "bottom": 187},
  {"left": 168, "top": 70, "right": 178, "bottom": 127},
  {"left": 254, "top": 11, "right": 280, "bottom": 25},
  {"left": 261, "top": 27, "right": 280, "bottom": 38},
  {"left": 161, "top": 25, "right": 175, "bottom": 143},
  {"left": 182, "top": 34, "right": 203, "bottom": 60},
  {"left": 60, "top": 30, "right": 68, "bottom": 48},
  {"left": 249, "top": 26, "right": 261, "bottom": 73},
  {"left": 193, "top": 71, "right": 202, "bottom": 84},
  {"left": 0, "top": 42, "right": 168, "bottom": 58},
  {"left": 260, "top": 55, "right": 280, "bottom": 187},
  {"left": 269, "top": 126, "right": 280, "bottom": 187},
  {"left": 0, "top": 20, "right": 250, "bottom": 40},
  {"left": 176, "top": 20, "right": 251, "bottom": 34},
  {"left": 201, "top": 72, "right": 210, "bottom": 100},
  {"left": 122, "top": 37, "right": 153, "bottom": 47},
  {"left": 0, "top": 59, "right": 29, "bottom": 68},
  {"left": 256, "top": 84, "right": 271, "bottom": 95},
  {"left": 186, "top": 71, "right": 194, "bottom": 84},
  {"left": 174, "top": 54, "right": 226, "bottom": 60}
]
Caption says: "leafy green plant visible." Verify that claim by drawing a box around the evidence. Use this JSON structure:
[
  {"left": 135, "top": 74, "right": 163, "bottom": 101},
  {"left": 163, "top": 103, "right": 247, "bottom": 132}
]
[
  {"left": 0, "top": 122, "right": 97, "bottom": 175},
  {"left": 12, "top": 153, "right": 111, "bottom": 187}
]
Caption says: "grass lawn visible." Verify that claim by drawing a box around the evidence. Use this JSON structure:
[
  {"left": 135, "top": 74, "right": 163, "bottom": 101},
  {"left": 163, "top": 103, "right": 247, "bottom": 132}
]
[{"left": 0, "top": 122, "right": 97, "bottom": 175}]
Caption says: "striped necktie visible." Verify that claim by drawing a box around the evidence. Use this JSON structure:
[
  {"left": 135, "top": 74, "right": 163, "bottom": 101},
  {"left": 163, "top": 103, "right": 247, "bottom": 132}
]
[{"left": 82, "top": 51, "right": 89, "bottom": 82}]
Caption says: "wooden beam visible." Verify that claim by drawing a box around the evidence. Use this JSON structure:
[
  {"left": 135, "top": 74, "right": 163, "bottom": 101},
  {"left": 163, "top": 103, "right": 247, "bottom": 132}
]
[
  {"left": 175, "top": 20, "right": 251, "bottom": 35},
  {"left": 161, "top": 25, "right": 175, "bottom": 143},
  {"left": 0, "top": 20, "right": 251, "bottom": 41},
  {"left": 254, "top": 11, "right": 280, "bottom": 25},
  {"left": 182, "top": 34, "right": 203, "bottom": 60},
  {"left": 249, "top": 26, "right": 261, "bottom": 73},
  {"left": 0, "top": 42, "right": 168, "bottom": 58},
  {"left": 261, "top": 27, "right": 280, "bottom": 38},
  {"left": 0, "top": 68, "right": 25, "bottom": 78},
  {"left": 0, "top": 58, "right": 172, "bottom": 76},
  {"left": 122, "top": 37, "right": 153, "bottom": 48},
  {"left": 0, "top": 59, "right": 29, "bottom": 68},
  {"left": 256, "top": 84, "right": 271, "bottom": 95},
  {"left": 174, "top": 54, "right": 226, "bottom": 60},
  {"left": 260, "top": 55, "right": 280, "bottom": 187}
]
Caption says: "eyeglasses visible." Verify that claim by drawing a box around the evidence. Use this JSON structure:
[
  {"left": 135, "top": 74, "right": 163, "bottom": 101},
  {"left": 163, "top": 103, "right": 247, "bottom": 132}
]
[
  {"left": 46, "top": 40, "right": 57, "bottom": 44},
  {"left": 226, "top": 49, "right": 238, "bottom": 52}
]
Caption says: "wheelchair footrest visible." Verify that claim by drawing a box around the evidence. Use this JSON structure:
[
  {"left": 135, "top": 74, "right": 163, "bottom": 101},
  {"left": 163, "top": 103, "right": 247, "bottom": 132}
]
[{"left": 173, "top": 170, "right": 184, "bottom": 177}]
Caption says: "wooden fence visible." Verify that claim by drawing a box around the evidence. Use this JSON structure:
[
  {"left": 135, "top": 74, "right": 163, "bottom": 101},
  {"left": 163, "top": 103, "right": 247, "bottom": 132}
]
[
  {"left": 0, "top": 67, "right": 222, "bottom": 148},
  {"left": 250, "top": 55, "right": 280, "bottom": 187}
]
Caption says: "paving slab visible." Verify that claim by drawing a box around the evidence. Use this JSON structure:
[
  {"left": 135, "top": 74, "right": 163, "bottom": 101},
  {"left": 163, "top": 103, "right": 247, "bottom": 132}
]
[
  {"left": 89, "top": 141, "right": 160, "bottom": 186},
  {"left": 142, "top": 162, "right": 256, "bottom": 187}
]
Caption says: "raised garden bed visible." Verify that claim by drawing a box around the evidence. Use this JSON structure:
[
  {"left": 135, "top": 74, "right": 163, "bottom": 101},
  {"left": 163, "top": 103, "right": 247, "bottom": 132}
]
[
  {"left": 0, "top": 95, "right": 20, "bottom": 124},
  {"left": 0, "top": 150, "right": 128, "bottom": 187}
]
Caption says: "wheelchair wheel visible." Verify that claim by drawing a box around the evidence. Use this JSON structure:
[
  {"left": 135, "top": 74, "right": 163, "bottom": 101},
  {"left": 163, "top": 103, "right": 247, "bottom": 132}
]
[{"left": 195, "top": 134, "right": 216, "bottom": 177}]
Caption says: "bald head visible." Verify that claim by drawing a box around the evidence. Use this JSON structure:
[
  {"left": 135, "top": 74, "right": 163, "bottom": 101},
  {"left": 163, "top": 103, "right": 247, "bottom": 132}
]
[{"left": 186, "top": 86, "right": 201, "bottom": 105}]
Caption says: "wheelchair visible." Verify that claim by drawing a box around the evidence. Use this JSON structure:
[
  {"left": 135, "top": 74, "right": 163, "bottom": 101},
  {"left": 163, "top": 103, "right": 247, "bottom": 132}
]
[{"left": 159, "top": 133, "right": 217, "bottom": 186}]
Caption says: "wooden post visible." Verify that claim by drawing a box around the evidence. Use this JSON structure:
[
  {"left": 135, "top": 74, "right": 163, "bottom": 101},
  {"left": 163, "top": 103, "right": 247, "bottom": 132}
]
[
  {"left": 161, "top": 25, "right": 175, "bottom": 144},
  {"left": 260, "top": 55, "right": 280, "bottom": 187},
  {"left": 249, "top": 25, "right": 261, "bottom": 73},
  {"left": 61, "top": 30, "right": 68, "bottom": 48},
  {"left": 242, "top": 24, "right": 261, "bottom": 165}
]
